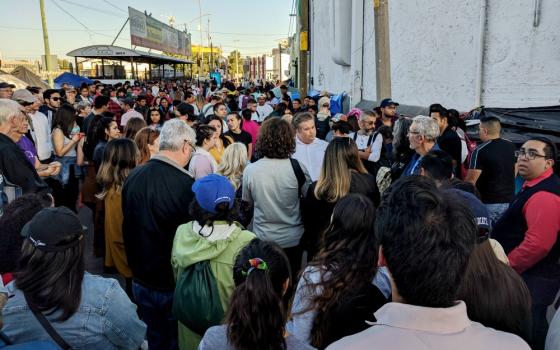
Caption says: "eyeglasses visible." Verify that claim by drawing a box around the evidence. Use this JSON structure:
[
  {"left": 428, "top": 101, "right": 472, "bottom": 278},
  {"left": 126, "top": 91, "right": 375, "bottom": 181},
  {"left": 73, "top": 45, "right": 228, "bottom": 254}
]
[
  {"left": 50, "top": 97, "right": 61, "bottom": 101},
  {"left": 184, "top": 139, "right": 196, "bottom": 153},
  {"left": 515, "top": 150, "right": 547, "bottom": 160}
]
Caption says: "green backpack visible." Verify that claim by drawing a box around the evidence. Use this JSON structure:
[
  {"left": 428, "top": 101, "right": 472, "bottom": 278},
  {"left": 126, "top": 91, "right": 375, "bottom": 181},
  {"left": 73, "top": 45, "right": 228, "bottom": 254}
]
[{"left": 172, "top": 260, "right": 225, "bottom": 336}]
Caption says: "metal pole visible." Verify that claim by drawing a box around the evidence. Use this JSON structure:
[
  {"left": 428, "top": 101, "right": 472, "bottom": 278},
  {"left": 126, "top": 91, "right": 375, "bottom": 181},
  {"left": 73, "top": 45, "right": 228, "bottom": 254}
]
[
  {"left": 278, "top": 43, "right": 282, "bottom": 82},
  {"left": 130, "top": 57, "right": 135, "bottom": 80},
  {"left": 111, "top": 18, "right": 130, "bottom": 46},
  {"left": 198, "top": 0, "right": 203, "bottom": 83},
  {"left": 74, "top": 57, "right": 79, "bottom": 76},
  {"left": 101, "top": 58, "right": 105, "bottom": 78},
  {"left": 39, "top": 0, "right": 54, "bottom": 87},
  {"left": 298, "top": 0, "right": 309, "bottom": 98}
]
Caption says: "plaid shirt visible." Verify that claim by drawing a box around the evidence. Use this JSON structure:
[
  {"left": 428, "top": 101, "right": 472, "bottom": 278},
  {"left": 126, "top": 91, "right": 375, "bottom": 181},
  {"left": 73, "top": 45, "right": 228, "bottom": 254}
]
[{"left": 107, "top": 99, "right": 123, "bottom": 126}]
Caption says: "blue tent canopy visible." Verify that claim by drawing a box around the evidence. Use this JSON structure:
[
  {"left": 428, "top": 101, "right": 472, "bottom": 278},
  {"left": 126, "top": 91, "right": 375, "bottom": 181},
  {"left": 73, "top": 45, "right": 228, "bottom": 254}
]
[{"left": 54, "top": 72, "right": 93, "bottom": 88}]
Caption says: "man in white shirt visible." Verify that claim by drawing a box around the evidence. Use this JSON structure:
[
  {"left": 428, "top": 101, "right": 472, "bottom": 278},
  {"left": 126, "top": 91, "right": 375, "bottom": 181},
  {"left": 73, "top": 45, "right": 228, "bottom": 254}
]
[
  {"left": 120, "top": 98, "right": 144, "bottom": 128},
  {"left": 292, "top": 112, "right": 328, "bottom": 181},
  {"left": 348, "top": 111, "right": 384, "bottom": 172},
  {"left": 256, "top": 94, "right": 273, "bottom": 122},
  {"left": 328, "top": 176, "right": 530, "bottom": 350}
]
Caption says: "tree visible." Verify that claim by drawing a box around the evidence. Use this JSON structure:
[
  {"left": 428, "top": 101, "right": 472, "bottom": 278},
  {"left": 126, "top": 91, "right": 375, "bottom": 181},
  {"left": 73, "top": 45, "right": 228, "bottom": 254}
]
[{"left": 227, "top": 50, "right": 243, "bottom": 77}]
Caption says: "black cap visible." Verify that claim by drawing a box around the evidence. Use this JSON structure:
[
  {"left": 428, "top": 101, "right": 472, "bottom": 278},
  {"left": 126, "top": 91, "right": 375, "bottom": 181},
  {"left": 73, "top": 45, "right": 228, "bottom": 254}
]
[
  {"left": 0, "top": 82, "right": 16, "bottom": 89},
  {"left": 176, "top": 102, "right": 194, "bottom": 116},
  {"left": 123, "top": 98, "right": 135, "bottom": 107},
  {"left": 380, "top": 98, "right": 399, "bottom": 108},
  {"left": 21, "top": 207, "right": 85, "bottom": 252}
]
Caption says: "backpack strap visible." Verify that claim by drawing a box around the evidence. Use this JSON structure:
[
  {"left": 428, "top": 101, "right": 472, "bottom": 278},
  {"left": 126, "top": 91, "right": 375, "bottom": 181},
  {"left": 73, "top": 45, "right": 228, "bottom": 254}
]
[
  {"left": 353, "top": 132, "right": 358, "bottom": 142},
  {"left": 367, "top": 133, "right": 375, "bottom": 147},
  {"left": 24, "top": 294, "right": 74, "bottom": 350},
  {"left": 289, "top": 158, "right": 306, "bottom": 197}
]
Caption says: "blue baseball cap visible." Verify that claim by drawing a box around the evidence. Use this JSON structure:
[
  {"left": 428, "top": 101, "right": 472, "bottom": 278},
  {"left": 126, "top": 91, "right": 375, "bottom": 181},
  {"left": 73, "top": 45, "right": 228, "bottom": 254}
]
[
  {"left": 192, "top": 174, "right": 235, "bottom": 214},
  {"left": 444, "top": 188, "right": 491, "bottom": 232},
  {"left": 379, "top": 98, "right": 399, "bottom": 108}
]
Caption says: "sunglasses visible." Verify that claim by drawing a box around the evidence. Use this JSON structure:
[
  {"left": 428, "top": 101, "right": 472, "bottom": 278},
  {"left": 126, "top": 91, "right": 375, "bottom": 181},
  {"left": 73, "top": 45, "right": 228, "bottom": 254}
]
[{"left": 50, "top": 97, "right": 61, "bottom": 101}]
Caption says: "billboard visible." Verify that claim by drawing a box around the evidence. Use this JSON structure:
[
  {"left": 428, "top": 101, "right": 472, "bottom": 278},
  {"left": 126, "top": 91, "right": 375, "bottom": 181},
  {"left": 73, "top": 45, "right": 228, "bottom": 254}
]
[{"left": 128, "top": 7, "right": 192, "bottom": 57}]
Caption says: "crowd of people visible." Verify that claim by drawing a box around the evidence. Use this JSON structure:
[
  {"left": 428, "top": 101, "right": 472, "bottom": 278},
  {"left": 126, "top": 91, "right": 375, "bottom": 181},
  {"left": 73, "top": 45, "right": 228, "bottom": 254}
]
[{"left": 0, "top": 77, "right": 559, "bottom": 350}]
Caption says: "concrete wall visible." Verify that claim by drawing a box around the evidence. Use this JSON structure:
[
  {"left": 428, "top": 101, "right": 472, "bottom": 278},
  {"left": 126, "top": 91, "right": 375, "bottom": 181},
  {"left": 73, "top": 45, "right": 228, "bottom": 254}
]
[
  {"left": 309, "top": 0, "right": 353, "bottom": 95},
  {"left": 309, "top": 0, "right": 560, "bottom": 110}
]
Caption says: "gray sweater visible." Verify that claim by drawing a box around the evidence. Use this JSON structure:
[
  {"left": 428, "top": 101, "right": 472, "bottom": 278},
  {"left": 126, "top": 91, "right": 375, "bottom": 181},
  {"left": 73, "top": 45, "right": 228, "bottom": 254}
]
[{"left": 199, "top": 325, "right": 316, "bottom": 350}]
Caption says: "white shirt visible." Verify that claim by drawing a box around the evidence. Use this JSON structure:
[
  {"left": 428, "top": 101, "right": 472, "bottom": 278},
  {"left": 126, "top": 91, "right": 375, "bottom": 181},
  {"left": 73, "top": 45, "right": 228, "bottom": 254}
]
[
  {"left": 29, "top": 111, "right": 53, "bottom": 161},
  {"left": 292, "top": 137, "right": 328, "bottom": 181},
  {"left": 328, "top": 301, "right": 530, "bottom": 350},
  {"left": 120, "top": 109, "right": 144, "bottom": 127},
  {"left": 190, "top": 103, "right": 200, "bottom": 115},
  {"left": 256, "top": 104, "right": 274, "bottom": 121},
  {"left": 349, "top": 131, "right": 383, "bottom": 162}
]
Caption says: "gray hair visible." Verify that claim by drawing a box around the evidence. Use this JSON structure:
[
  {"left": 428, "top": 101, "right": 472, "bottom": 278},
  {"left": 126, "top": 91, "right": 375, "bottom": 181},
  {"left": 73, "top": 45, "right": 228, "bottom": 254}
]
[
  {"left": 159, "top": 119, "right": 196, "bottom": 152},
  {"left": 0, "top": 99, "right": 22, "bottom": 126},
  {"left": 412, "top": 115, "right": 440, "bottom": 142}
]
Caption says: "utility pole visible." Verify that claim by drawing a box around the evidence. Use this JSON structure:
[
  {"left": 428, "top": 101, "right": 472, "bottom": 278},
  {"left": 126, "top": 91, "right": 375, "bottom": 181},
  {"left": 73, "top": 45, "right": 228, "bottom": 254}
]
[
  {"left": 233, "top": 40, "right": 240, "bottom": 79},
  {"left": 39, "top": 0, "right": 54, "bottom": 87},
  {"left": 278, "top": 43, "right": 282, "bottom": 82},
  {"left": 198, "top": 0, "right": 203, "bottom": 83},
  {"left": 298, "top": 0, "right": 309, "bottom": 97},
  {"left": 374, "top": 0, "right": 391, "bottom": 100},
  {"left": 208, "top": 17, "right": 213, "bottom": 71}
]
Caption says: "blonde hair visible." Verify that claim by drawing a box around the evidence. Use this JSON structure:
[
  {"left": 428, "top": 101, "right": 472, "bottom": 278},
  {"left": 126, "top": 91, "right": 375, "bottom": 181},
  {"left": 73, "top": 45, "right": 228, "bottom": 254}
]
[
  {"left": 314, "top": 138, "right": 367, "bottom": 202},
  {"left": 217, "top": 143, "right": 248, "bottom": 190}
]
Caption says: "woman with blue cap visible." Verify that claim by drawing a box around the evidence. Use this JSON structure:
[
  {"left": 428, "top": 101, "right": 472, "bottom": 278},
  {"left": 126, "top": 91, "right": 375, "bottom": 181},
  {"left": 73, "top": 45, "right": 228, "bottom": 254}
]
[{"left": 171, "top": 174, "right": 255, "bottom": 350}]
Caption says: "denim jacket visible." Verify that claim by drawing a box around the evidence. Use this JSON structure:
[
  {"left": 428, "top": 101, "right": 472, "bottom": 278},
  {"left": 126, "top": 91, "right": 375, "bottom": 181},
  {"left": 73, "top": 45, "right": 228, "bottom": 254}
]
[
  {"left": 1, "top": 273, "right": 146, "bottom": 349},
  {"left": 54, "top": 155, "right": 77, "bottom": 186}
]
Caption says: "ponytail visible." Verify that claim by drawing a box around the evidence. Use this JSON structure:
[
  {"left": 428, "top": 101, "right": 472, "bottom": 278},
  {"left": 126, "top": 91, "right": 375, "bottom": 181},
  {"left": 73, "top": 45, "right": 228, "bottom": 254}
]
[{"left": 226, "top": 240, "right": 290, "bottom": 350}]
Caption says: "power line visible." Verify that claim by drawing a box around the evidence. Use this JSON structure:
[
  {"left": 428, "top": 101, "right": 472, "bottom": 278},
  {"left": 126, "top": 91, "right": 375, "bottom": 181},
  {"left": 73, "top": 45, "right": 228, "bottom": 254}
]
[
  {"left": 101, "top": 0, "right": 128, "bottom": 14},
  {"left": 58, "top": 0, "right": 123, "bottom": 18},
  {"left": 50, "top": 0, "right": 93, "bottom": 33},
  {"left": 0, "top": 25, "right": 120, "bottom": 32}
]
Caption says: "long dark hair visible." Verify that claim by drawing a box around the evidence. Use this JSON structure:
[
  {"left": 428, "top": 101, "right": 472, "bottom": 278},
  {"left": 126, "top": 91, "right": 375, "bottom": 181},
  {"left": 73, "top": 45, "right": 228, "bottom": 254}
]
[
  {"left": 457, "top": 241, "right": 532, "bottom": 341},
  {"left": 195, "top": 124, "right": 216, "bottom": 147},
  {"left": 205, "top": 115, "right": 232, "bottom": 147},
  {"left": 392, "top": 117, "right": 414, "bottom": 163},
  {"left": 52, "top": 104, "right": 77, "bottom": 138},
  {"left": 147, "top": 107, "right": 163, "bottom": 127},
  {"left": 0, "top": 193, "right": 52, "bottom": 274},
  {"left": 124, "top": 117, "right": 147, "bottom": 140},
  {"left": 300, "top": 194, "right": 378, "bottom": 348},
  {"left": 226, "top": 239, "right": 290, "bottom": 350},
  {"left": 16, "top": 233, "right": 85, "bottom": 322}
]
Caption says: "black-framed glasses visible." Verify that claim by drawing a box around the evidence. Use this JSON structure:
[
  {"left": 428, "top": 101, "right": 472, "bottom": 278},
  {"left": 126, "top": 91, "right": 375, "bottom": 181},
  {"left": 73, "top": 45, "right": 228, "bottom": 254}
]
[
  {"left": 184, "top": 139, "right": 196, "bottom": 153},
  {"left": 50, "top": 97, "right": 61, "bottom": 101},
  {"left": 515, "top": 150, "right": 547, "bottom": 160}
]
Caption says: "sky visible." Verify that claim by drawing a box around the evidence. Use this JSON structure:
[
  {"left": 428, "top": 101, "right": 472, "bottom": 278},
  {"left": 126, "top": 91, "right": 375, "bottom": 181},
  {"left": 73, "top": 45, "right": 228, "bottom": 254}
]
[{"left": 0, "top": 0, "right": 295, "bottom": 60}]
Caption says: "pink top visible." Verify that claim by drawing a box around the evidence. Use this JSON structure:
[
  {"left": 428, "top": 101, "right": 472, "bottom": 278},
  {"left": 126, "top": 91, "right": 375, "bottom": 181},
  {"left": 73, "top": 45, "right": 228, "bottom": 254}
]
[{"left": 241, "top": 120, "right": 260, "bottom": 156}]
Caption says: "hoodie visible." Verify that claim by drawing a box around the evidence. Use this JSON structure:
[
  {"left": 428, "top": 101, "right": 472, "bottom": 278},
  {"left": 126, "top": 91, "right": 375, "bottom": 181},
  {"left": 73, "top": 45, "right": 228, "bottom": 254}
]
[{"left": 171, "top": 221, "right": 255, "bottom": 350}]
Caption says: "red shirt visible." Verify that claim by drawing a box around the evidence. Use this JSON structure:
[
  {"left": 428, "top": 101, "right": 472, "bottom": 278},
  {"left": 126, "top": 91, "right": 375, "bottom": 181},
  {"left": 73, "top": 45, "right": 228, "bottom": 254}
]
[{"left": 508, "top": 168, "right": 560, "bottom": 274}]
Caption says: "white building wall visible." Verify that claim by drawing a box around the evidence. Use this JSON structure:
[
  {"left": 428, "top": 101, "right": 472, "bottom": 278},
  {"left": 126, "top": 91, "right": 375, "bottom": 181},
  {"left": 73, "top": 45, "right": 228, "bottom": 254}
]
[
  {"left": 309, "top": 0, "right": 353, "bottom": 95},
  {"left": 361, "top": 3, "right": 377, "bottom": 101},
  {"left": 309, "top": 0, "right": 560, "bottom": 110}
]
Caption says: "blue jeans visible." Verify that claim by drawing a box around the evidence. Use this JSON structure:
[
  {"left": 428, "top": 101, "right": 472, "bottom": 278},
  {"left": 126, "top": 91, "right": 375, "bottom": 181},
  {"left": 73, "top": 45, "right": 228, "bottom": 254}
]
[
  {"left": 132, "top": 281, "right": 178, "bottom": 350},
  {"left": 485, "top": 203, "right": 509, "bottom": 226},
  {"left": 523, "top": 273, "right": 560, "bottom": 350}
]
